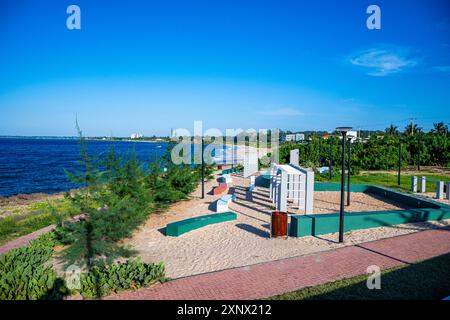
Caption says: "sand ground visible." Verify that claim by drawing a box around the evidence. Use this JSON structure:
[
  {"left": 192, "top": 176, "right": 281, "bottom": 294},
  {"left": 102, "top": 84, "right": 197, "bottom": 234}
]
[{"left": 123, "top": 171, "right": 450, "bottom": 279}]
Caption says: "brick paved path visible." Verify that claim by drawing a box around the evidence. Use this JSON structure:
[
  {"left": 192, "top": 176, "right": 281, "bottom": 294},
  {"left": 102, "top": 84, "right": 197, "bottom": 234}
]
[
  {"left": 0, "top": 214, "right": 84, "bottom": 255},
  {"left": 0, "top": 225, "right": 56, "bottom": 255},
  {"left": 106, "top": 227, "right": 450, "bottom": 300}
]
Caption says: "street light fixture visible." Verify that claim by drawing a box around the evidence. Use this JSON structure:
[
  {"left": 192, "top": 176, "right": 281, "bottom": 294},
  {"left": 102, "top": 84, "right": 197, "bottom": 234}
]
[{"left": 336, "top": 127, "right": 352, "bottom": 243}]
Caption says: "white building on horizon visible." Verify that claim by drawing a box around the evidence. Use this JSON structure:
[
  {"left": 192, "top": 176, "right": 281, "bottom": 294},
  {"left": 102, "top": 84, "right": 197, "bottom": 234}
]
[
  {"left": 130, "top": 133, "right": 144, "bottom": 139},
  {"left": 285, "top": 133, "right": 305, "bottom": 142}
]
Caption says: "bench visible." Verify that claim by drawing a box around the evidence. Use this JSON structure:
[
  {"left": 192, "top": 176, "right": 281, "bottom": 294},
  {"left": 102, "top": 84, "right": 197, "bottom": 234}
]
[
  {"left": 166, "top": 212, "right": 237, "bottom": 237},
  {"left": 213, "top": 182, "right": 228, "bottom": 195}
]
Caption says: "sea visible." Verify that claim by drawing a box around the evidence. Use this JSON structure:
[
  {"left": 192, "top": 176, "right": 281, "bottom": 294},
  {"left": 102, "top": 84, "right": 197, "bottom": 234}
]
[{"left": 0, "top": 137, "right": 236, "bottom": 197}]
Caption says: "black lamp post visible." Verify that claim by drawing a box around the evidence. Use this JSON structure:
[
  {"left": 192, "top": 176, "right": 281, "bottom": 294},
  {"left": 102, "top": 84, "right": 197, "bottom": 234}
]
[
  {"left": 347, "top": 137, "right": 351, "bottom": 206},
  {"left": 318, "top": 137, "right": 322, "bottom": 166},
  {"left": 329, "top": 137, "right": 333, "bottom": 180},
  {"left": 201, "top": 136, "right": 205, "bottom": 199},
  {"left": 398, "top": 138, "right": 401, "bottom": 186},
  {"left": 336, "top": 127, "right": 352, "bottom": 243}
]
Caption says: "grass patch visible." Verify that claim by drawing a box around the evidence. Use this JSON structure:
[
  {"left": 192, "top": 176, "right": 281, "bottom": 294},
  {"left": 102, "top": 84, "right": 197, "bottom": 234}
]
[
  {"left": 270, "top": 253, "right": 450, "bottom": 300},
  {"left": 0, "top": 199, "right": 80, "bottom": 245},
  {"left": 317, "top": 172, "right": 449, "bottom": 193}
]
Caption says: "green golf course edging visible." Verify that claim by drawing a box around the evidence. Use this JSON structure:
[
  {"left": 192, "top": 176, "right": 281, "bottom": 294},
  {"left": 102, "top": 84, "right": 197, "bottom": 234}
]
[
  {"left": 222, "top": 167, "right": 242, "bottom": 175},
  {"left": 166, "top": 212, "right": 237, "bottom": 237},
  {"left": 290, "top": 183, "right": 450, "bottom": 237}
]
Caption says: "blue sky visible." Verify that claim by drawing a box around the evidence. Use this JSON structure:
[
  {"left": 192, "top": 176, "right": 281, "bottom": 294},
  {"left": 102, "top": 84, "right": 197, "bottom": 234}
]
[{"left": 0, "top": 0, "right": 449, "bottom": 136}]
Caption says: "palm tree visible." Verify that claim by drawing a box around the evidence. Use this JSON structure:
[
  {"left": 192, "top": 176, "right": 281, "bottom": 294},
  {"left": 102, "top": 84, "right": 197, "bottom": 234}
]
[
  {"left": 385, "top": 124, "right": 398, "bottom": 135},
  {"left": 431, "top": 122, "right": 448, "bottom": 136},
  {"left": 404, "top": 123, "right": 420, "bottom": 136}
]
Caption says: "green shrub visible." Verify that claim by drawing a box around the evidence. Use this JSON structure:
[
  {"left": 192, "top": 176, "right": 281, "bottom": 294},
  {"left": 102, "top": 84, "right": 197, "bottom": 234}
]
[
  {"left": 80, "top": 259, "right": 165, "bottom": 299},
  {"left": 0, "top": 233, "right": 68, "bottom": 300}
]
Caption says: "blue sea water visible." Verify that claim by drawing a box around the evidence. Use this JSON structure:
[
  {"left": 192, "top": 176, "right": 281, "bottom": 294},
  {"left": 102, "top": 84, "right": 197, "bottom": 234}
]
[
  {"left": 0, "top": 138, "right": 234, "bottom": 197},
  {"left": 0, "top": 138, "right": 168, "bottom": 197}
]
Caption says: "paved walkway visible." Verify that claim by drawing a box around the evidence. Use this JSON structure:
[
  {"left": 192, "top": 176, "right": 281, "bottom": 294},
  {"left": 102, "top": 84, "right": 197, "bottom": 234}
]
[
  {"left": 106, "top": 227, "right": 450, "bottom": 300},
  {"left": 0, "top": 225, "right": 56, "bottom": 255},
  {"left": 0, "top": 214, "right": 84, "bottom": 255}
]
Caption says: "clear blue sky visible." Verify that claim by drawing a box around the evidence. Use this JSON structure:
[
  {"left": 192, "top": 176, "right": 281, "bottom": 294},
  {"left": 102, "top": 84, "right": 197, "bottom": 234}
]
[{"left": 0, "top": 0, "right": 449, "bottom": 136}]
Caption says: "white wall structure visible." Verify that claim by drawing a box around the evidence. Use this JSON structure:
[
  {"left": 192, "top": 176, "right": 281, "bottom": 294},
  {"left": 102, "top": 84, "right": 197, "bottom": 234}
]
[
  {"left": 290, "top": 149, "right": 299, "bottom": 167},
  {"left": 269, "top": 163, "right": 314, "bottom": 214},
  {"left": 243, "top": 149, "right": 259, "bottom": 178}
]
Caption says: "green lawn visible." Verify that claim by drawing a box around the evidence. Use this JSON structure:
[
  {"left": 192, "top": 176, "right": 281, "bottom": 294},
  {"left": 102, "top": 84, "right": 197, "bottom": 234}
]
[
  {"left": 317, "top": 172, "right": 449, "bottom": 193},
  {"left": 269, "top": 253, "right": 450, "bottom": 300},
  {"left": 0, "top": 199, "right": 80, "bottom": 246}
]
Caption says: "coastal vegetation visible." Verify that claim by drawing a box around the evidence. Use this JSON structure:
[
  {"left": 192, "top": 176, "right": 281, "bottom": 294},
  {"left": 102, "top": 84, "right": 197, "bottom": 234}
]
[
  {"left": 278, "top": 122, "right": 450, "bottom": 171},
  {"left": 0, "top": 233, "right": 67, "bottom": 300},
  {"left": 0, "top": 198, "right": 80, "bottom": 246},
  {"left": 57, "top": 129, "right": 214, "bottom": 268},
  {"left": 316, "top": 172, "right": 449, "bottom": 193},
  {"left": 0, "top": 232, "right": 166, "bottom": 299},
  {"left": 0, "top": 129, "right": 214, "bottom": 299}
]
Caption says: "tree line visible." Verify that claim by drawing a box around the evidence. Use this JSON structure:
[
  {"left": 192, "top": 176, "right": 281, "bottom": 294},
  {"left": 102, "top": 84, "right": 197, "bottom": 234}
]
[{"left": 278, "top": 122, "right": 450, "bottom": 171}]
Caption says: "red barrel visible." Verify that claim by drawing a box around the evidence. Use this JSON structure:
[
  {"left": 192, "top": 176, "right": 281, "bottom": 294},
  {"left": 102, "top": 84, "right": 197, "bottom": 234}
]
[{"left": 271, "top": 211, "right": 288, "bottom": 237}]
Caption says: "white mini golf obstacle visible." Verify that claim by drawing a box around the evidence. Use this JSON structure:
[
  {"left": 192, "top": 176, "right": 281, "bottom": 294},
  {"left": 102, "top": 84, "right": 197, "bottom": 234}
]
[
  {"left": 411, "top": 176, "right": 450, "bottom": 200},
  {"left": 269, "top": 163, "right": 314, "bottom": 214}
]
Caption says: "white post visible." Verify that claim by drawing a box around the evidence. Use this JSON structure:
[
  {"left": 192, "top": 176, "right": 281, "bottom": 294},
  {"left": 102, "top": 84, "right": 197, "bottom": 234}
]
[
  {"left": 277, "top": 170, "right": 288, "bottom": 212},
  {"left": 436, "top": 181, "right": 444, "bottom": 199},
  {"left": 446, "top": 181, "right": 450, "bottom": 200},
  {"left": 411, "top": 176, "right": 418, "bottom": 193},
  {"left": 244, "top": 151, "right": 259, "bottom": 178},
  {"left": 294, "top": 173, "right": 301, "bottom": 207},
  {"left": 271, "top": 174, "right": 276, "bottom": 204},
  {"left": 290, "top": 149, "right": 299, "bottom": 167},
  {"left": 304, "top": 169, "right": 314, "bottom": 214},
  {"left": 420, "top": 176, "right": 426, "bottom": 193},
  {"left": 269, "top": 166, "right": 276, "bottom": 200}
]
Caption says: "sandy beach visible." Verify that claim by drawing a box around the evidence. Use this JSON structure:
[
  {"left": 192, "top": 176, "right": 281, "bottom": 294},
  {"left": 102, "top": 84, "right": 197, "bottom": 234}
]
[{"left": 123, "top": 171, "right": 450, "bottom": 279}]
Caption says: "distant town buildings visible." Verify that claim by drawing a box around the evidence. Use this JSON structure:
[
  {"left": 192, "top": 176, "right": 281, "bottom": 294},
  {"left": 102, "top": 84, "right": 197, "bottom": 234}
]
[
  {"left": 285, "top": 133, "right": 305, "bottom": 142},
  {"left": 130, "top": 133, "right": 144, "bottom": 139}
]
